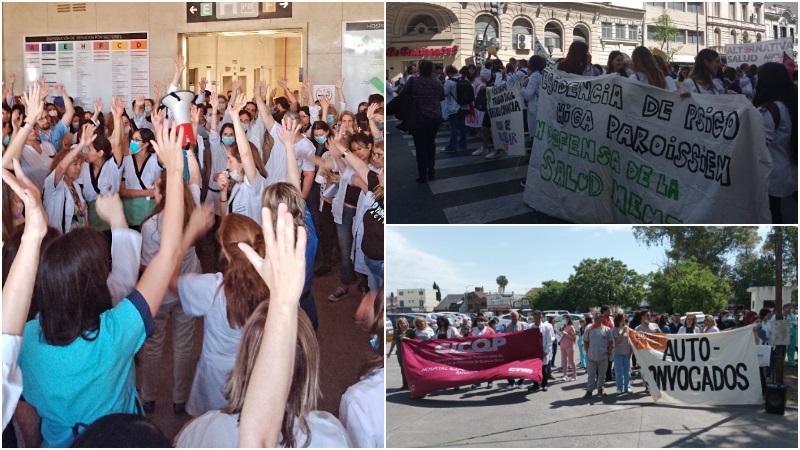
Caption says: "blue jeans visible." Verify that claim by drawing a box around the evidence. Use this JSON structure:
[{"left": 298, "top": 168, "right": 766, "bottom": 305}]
[
  {"left": 335, "top": 206, "right": 356, "bottom": 286},
  {"left": 447, "top": 109, "right": 467, "bottom": 150},
  {"left": 614, "top": 353, "right": 631, "bottom": 392},
  {"left": 364, "top": 255, "right": 384, "bottom": 292},
  {"left": 578, "top": 336, "right": 587, "bottom": 367}
]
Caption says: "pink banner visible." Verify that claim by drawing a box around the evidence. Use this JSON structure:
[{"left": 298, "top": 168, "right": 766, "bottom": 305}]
[{"left": 401, "top": 328, "right": 544, "bottom": 397}]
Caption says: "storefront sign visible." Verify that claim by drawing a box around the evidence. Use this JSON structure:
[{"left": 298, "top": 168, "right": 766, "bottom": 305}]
[
  {"left": 522, "top": 69, "right": 771, "bottom": 223},
  {"left": 386, "top": 45, "right": 459, "bottom": 57},
  {"left": 401, "top": 328, "right": 543, "bottom": 398}
]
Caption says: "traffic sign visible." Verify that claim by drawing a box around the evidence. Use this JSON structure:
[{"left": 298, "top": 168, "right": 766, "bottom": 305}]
[{"left": 186, "top": 2, "right": 292, "bottom": 23}]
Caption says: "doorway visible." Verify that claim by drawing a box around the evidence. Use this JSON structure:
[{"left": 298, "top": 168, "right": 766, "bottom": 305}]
[{"left": 181, "top": 29, "right": 303, "bottom": 98}]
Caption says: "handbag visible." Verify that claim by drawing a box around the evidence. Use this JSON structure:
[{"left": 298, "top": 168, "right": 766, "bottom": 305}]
[{"left": 388, "top": 78, "right": 427, "bottom": 132}]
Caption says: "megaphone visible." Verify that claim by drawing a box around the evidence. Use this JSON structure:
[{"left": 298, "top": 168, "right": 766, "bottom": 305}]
[{"left": 160, "top": 90, "right": 197, "bottom": 146}]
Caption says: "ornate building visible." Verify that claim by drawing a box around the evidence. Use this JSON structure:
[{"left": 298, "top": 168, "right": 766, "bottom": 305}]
[{"left": 764, "top": 3, "right": 798, "bottom": 58}]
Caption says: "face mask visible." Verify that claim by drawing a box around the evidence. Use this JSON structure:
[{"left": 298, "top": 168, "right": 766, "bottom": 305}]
[
  {"left": 228, "top": 169, "right": 243, "bottom": 183},
  {"left": 71, "top": 122, "right": 79, "bottom": 131},
  {"left": 48, "top": 110, "right": 58, "bottom": 117},
  {"left": 2, "top": 136, "right": 9, "bottom": 147},
  {"left": 369, "top": 334, "right": 379, "bottom": 350},
  {"left": 241, "top": 123, "right": 250, "bottom": 133},
  {"left": 218, "top": 104, "right": 226, "bottom": 112},
  {"left": 206, "top": 114, "right": 212, "bottom": 122},
  {"left": 314, "top": 135, "right": 327, "bottom": 144},
  {"left": 13, "top": 202, "right": 24, "bottom": 220},
  {"left": 129, "top": 141, "right": 141, "bottom": 154},
  {"left": 221, "top": 136, "right": 235, "bottom": 147},
  {"left": 326, "top": 114, "right": 335, "bottom": 125},
  {"left": 477, "top": 322, "right": 485, "bottom": 329},
  {"left": 144, "top": 106, "right": 153, "bottom": 114},
  {"left": 376, "top": 121, "right": 384, "bottom": 131}
]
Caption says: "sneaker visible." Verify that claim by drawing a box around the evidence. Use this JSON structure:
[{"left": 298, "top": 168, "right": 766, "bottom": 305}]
[
  {"left": 572, "top": 377, "right": 578, "bottom": 381},
  {"left": 472, "top": 147, "right": 489, "bottom": 156},
  {"left": 440, "top": 147, "right": 458, "bottom": 153},
  {"left": 471, "top": 384, "right": 480, "bottom": 390},
  {"left": 516, "top": 379, "right": 524, "bottom": 387},
  {"left": 541, "top": 386, "right": 548, "bottom": 392},
  {"left": 142, "top": 400, "right": 155, "bottom": 414},
  {"left": 487, "top": 382, "right": 493, "bottom": 389},
  {"left": 624, "top": 388, "right": 631, "bottom": 394},
  {"left": 485, "top": 150, "right": 506, "bottom": 159},
  {"left": 528, "top": 385, "right": 540, "bottom": 393},
  {"left": 328, "top": 286, "right": 349, "bottom": 302},
  {"left": 583, "top": 391, "right": 593, "bottom": 399},
  {"left": 598, "top": 390, "right": 607, "bottom": 397},
  {"left": 562, "top": 377, "right": 569, "bottom": 382},
  {"left": 173, "top": 403, "right": 186, "bottom": 415}
]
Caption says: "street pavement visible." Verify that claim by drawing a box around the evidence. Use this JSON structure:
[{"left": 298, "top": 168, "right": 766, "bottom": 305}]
[
  {"left": 386, "top": 118, "right": 569, "bottom": 224},
  {"left": 386, "top": 356, "right": 798, "bottom": 448}
]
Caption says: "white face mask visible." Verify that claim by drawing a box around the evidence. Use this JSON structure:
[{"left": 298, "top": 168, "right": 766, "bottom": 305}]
[
  {"left": 13, "top": 201, "right": 24, "bottom": 220},
  {"left": 228, "top": 169, "right": 243, "bottom": 183},
  {"left": 48, "top": 110, "right": 58, "bottom": 117}
]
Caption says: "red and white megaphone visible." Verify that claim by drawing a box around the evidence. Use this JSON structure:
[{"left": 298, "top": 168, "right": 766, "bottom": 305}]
[{"left": 160, "top": 90, "right": 196, "bottom": 146}]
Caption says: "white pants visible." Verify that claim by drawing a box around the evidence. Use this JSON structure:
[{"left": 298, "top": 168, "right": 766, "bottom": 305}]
[{"left": 140, "top": 300, "right": 196, "bottom": 404}]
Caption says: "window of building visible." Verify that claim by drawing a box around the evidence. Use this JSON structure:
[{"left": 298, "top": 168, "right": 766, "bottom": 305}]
[
  {"left": 419, "top": 300, "right": 424, "bottom": 307},
  {"left": 688, "top": 31, "right": 703, "bottom": 44},
  {"left": 615, "top": 24, "right": 626, "bottom": 39},
  {"left": 574, "top": 26, "right": 590, "bottom": 44},
  {"left": 742, "top": 3, "right": 748, "bottom": 21},
  {"left": 602, "top": 22, "right": 613, "bottom": 38},
  {"left": 418, "top": 290, "right": 424, "bottom": 295},
  {"left": 713, "top": 3, "right": 721, "bottom": 16},
  {"left": 668, "top": 2, "right": 683, "bottom": 11},
  {"left": 629, "top": 25, "right": 639, "bottom": 40},
  {"left": 774, "top": 25, "right": 779, "bottom": 40},
  {"left": 475, "top": 14, "right": 499, "bottom": 40},
  {"left": 715, "top": 28, "right": 722, "bottom": 46},
  {"left": 544, "top": 22, "right": 562, "bottom": 51},
  {"left": 400, "top": 300, "right": 405, "bottom": 306},
  {"left": 673, "top": 32, "right": 685, "bottom": 43},
  {"left": 731, "top": 30, "right": 737, "bottom": 44},
  {"left": 781, "top": 26, "right": 787, "bottom": 38},
  {"left": 756, "top": 33, "right": 761, "bottom": 41},
  {"left": 647, "top": 25, "right": 657, "bottom": 41},
  {"left": 729, "top": 2, "right": 736, "bottom": 20},
  {"left": 512, "top": 18, "right": 533, "bottom": 46},
  {"left": 399, "top": 291, "right": 404, "bottom": 296},
  {"left": 405, "top": 14, "right": 439, "bottom": 35},
  {"left": 687, "top": 2, "right": 703, "bottom": 14},
  {"left": 753, "top": 5, "right": 760, "bottom": 22},
  {"left": 647, "top": 2, "right": 665, "bottom": 7}
]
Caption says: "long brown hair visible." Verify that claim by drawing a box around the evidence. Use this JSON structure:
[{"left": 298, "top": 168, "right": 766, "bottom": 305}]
[
  {"left": 689, "top": 48, "right": 720, "bottom": 91},
  {"left": 371, "top": 141, "right": 384, "bottom": 201},
  {"left": 631, "top": 46, "right": 666, "bottom": 89},
  {"left": 262, "top": 182, "right": 308, "bottom": 241},
  {"left": 229, "top": 139, "right": 268, "bottom": 179},
  {"left": 140, "top": 173, "right": 196, "bottom": 233},
  {"left": 355, "top": 287, "right": 385, "bottom": 377},
  {"left": 2, "top": 181, "right": 18, "bottom": 243},
  {"left": 221, "top": 302, "right": 320, "bottom": 448},
  {"left": 218, "top": 214, "right": 269, "bottom": 328}
]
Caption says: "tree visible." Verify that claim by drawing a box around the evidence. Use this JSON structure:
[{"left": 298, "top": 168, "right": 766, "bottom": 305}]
[
  {"left": 651, "top": 10, "right": 682, "bottom": 61},
  {"left": 648, "top": 258, "right": 730, "bottom": 314},
  {"left": 632, "top": 226, "right": 760, "bottom": 275},
  {"left": 530, "top": 280, "right": 571, "bottom": 311},
  {"left": 496, "top": 275, "right": 508, "bottom": 295},
  {"left": 390, "top": 292, "right": 395, "bottom": 298},
  {"left": 566, "top": 257, "right": 646, "bottom": 312},
  {"left": 730, "top": 255, "right": 777, "bottom": 305},
  {"left": 432, "top": 281, "right": 441, "bottom": 302},
  {"left": 761, "top": 226, "right": 798, "bottom": 282}
]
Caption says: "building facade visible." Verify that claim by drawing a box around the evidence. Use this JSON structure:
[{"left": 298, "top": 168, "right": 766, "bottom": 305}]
[
  {"left": 764, "top": 3, "right": 798, "bottom": 58},
  {"left": 397, "top": 288, "right": 440, "bottom": 312}
]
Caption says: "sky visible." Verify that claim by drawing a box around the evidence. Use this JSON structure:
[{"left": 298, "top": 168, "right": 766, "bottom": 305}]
[{"left": 386, "top": 226, "right": 773, "bottom": 299}]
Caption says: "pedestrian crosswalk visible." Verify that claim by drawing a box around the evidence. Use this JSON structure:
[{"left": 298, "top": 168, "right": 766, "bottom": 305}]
[{"left": 388, "top": 118, "right": 566, "bottom": 224}]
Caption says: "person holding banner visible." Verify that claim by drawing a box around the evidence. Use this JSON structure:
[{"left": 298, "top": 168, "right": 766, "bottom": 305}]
[
  {"left": 752, "top": 62, "right": 798, "bottom": 224},
  {"left": 527, "top": 311, "right": 553, "bottom": 393},
  {"left": 629, "top": 47, "right": 680, "bottom": 94},
  {"left": 387, "top": 317, "right": 414, "bottom": 390},
  {"left": 413, "top": 316, "right": 435, "bottom": 341},
  {"left": 557, "top": 41, "right": 593, "bottom": 77},
  {"left": 678, "top": 49, "right": 724, "bottom": 95},
  {"left": 605, "top": 51, "right": 629, "bottom": 77},
  {"left": 520, "top": 56, "right": 546, "bottom": 151},
  {"left": 583, "top": 313, "right": 613, "bottom": 399},
  {"left": 677, "top": 314, "right": 699, "bottom": 334}
]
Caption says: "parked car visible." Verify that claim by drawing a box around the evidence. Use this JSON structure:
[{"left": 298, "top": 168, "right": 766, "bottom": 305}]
[
  {"left": 386, "top": 313, "right": 437, "bottom": 332},
  {"left": 441, "top": 313, "right": 462, "bottom": 328},
  {"left": 385, "top": 319, "right": 393, "bottom": 343},
  {"left": 543, "top": 310, "right": 570, "bottom": 317},
  {"left": 498, "top": 314, "right": 512, "bottom": 328},
  {"left": 680, "top": 312, "right": 706, "bottom": 327}
]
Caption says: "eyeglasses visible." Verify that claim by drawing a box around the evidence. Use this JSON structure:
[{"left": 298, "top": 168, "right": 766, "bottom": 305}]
[
  {"left": 132, "top": 138, "right": 144, "bottom": 143},
  {"left": 372, "top": 152, "right": 384, "bottom": 158}
]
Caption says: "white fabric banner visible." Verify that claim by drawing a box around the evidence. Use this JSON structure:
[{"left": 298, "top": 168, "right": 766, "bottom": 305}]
[
  {"left": 522, "top": 69, "right": 771, "bottom": 223},
  {"left": 487, "top": 78, "right": 526, "bottom": 156},
  {"left": 725, "top": 37, "right": 794, "bottom": 66},
  {"left": 629, "top": 325, "right": 763, "bottom": 405},
  {"left": 533, "top": 35, "right": 557, "bottom": 72}
]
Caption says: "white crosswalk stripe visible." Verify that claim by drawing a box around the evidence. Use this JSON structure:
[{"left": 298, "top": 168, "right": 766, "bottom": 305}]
[{"left": 444, "top": 193, "right": 533, "bottom": 224}]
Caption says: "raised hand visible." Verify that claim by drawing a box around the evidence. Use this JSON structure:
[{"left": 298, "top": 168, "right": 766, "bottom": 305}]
[
  {"left": 110, "top": 96, "right": 125, "bottom": 117},
  {"left": 269, "top": 87, "right": 277, "bottom": 100},
  {"left": 186, "top": 204, "right": 215, "bottom": 242},
  {"left": 333, "top": 74, "right": 344, "bottom": 89},
  {"left": 153, "top": 81, "right": 164, "bottom": 101},
  {"left": 366, "top": 103, "right": 379, "bottom": 121},
  {"left": 217, "top": 172, "right": 229, "bottom": 192},
  {"left": 191, "top": 103, "right": 201, "bottom": 124},
  {"left": 134, "top": 95, "right": 145, "bottom": 110},
  {"left": 238, "top": 203, "right": 307, "bottom": 299},
  {"left": 199, "top": 77, "right": 207, "bottom": 92},
  {"left": 1, "top": 158, "right": 47, "bottom": 240},
  {"left": 8, "top": 73, "right": 16, "bottom": 86},
  {"left": 78, "top": 122, "right": 97, "bottom": 149},
  {"left": 228, "top": 92, "right": 247, "bottom": 118},
  {"left": 174, "top": 54, "right": 185, "bottom": 74},
  {"left": 276, "top": 115, "right": 301, "bottom": 147},
  {"left": 93, "top": 97, "right": 103, "bottom": 114},
  {"left": 11, "top": 109, "right": 22, "bottom": 130},
  {"left": 303, "top": 74, "right": 311, "bottom": 92},
  {"left": 53, "top": 84, "right": 66, "bottom": 96},
  {"left": 37, "top": 76, "right": 50, "bottom": 100},
  {"left": 95, "top": 193, "right": 127, "bottom": 229},
  {"left": 209, "top": 84, "right": 219, "bottom": 109},
  {"left": 278, "top": 75, "right": 288, "bottom": 90},
  {"left": 254, "top": 80, "right": 266, "bottom": 101},
  {"left": 150, "top": 118, "right": 185, "bottom": 174},
  {"left": 150, "top": 106, "right": 165, "bottom": 135},
  {"left": 231, "top": 77, "right": 242, "bottom": 94},
  {"left": 22, "top": 83, "right": 44, "bottom": 126},
  {"left": 319, "top": 94, "right": 330, "bottom": 115}
]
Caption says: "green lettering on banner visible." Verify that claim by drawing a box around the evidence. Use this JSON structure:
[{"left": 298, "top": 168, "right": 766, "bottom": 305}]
[
  {"left": 611, "top": 180, "right": 683, "bottom": 224},
  {"left": 540, "top": 149, "right": 603, "bottom": 196}
]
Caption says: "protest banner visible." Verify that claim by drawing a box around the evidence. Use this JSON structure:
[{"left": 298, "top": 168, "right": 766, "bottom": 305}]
[
  {"left": 401, "top": 328, "right": 543, "bottom": 398},
  {"left": 629, "top": 325, "right": 762, "bottom": 405},
  {"left": 533, "top": 35, "right": 557, "bottom": 72},
  {"left": 725, "top": 37, "right": 794, "bottom": 66},
  {"left": 465, "top": 83, "right": 484, "bottom": 128},
  {"left": 487, "top": 79, "right": 526, "bottom": 156},
  {"left": 522, "top": 70, "right": 771, "bottom": 223},
  {"left": 755, "top": 345, "right": 772, "bottom": 367}
]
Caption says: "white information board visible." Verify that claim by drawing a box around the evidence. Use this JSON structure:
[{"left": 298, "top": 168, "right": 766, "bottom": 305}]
[
  {"left": 342, "top": 21, "right": 384, "bottom": 109},
  {"left": 24, "top": 32, "right": 150, "bottom": 111}
]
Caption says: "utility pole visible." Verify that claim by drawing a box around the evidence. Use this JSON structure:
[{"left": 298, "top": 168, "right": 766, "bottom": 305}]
[
  {"left": 477, "top": 2, "right": 503, "bottom": 66},
  {"left": 774, "top": 226, "right": 784, "bottom": 385},
  {"left": 695, "top": 4, "right": 700, "bottom": 55}
]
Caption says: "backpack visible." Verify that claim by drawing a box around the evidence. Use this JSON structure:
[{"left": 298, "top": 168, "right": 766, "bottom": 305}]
[
  {"left": 473, "top": 79, "right": 493, "bottom": 112},
  {"left": 453, "top": 77, "right": 475, "bottom": 106},
  {"left": 723, "top": 78, "right": 742, "bottom": 94}
]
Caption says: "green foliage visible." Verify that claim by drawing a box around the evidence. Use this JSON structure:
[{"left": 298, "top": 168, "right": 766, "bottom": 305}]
[
  {"left": 649, "top": 258, "right": 730, "bottom": 314},
  {"left": 566, "top": 257, "right": 646, "bottom": 311},
  {"left": 530, "top": 280, "right": 569, "bottom": 311},
  {"left": 730, "top": 255, "right": 777, "bottom": 305},
  {"left": 761, "top": 226, "right": 798, "bottom": 282},
  {"left": 651, "top": 10, "right": 681, "bottom": 58},
  {"left": 496, "top": 275, "right": 509, "bottom": 293},
  {"left": 433, "top": 281, "right": 441, "bottom": 302},
  {"left": 632, "top": 226, "right": 760, "bottom": 275}
]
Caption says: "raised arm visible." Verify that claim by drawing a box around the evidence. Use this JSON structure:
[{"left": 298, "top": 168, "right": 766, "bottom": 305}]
[
  {"left": 187, "top": 108, "right": 202, "bottom": 188},
  {"left": 228, "top": 93, "right": 258, "bottom": 185},
  {"left": 331, "top": 128, "right": 371, "bottom": 184},
  {"left": 135, "top": 120, "right": 185, "bottom": 317},
  {"left": 3, "top": 84, "right": 42, "bottom": 171},
  {"left": 365, "top": 102, "right": 382, "bottom": 138},
  {"left": 238, "top": 203, "right": 306, "bottom": 448},
  {"left": 254, "top": 80, "right": 276, "bottom": 131},
  {"left": 171, "top": 54, "right": 185, "bottom": 89},
  {"left": 54, "top": 123, "right": 95, "bottom": 186},
  {"left": 91, "top": 97, "right": 103, "bottom": 124},
  {"left": 300, "top": 74, "right": 312, "bottom": 107},
  {"left": 1, "top": 159, "right": 48, "bottom": 335},
  {"left": 54, "top": 84, "right": 75, "bottom": 128},
  {"left": 278, "top": 76, "right": 298, "bottom": 112},
  {"left": 109, "top": 96, "right": 125, "bottom": 166},
  {"left": 209, "top": 84, "right": 220, "bottom": 132},
  {"left": 334, "top": 74, "right": 347, "bottom": 109},
  {"left": 5, "top": 73, "right": 15, "bottom": 106},
  {"left": 275, "top": 116, "right": 303, "bottom": 191}
]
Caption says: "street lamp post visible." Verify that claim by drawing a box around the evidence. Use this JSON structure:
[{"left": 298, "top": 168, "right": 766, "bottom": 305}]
[{"left": 546, "top": 43, "right": 554, "bottom": 56}]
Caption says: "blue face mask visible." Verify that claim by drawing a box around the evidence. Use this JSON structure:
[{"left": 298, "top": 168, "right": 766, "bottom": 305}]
[
  {"left": 369, "top": 334, "right": 379, "bottom": 350},
  {"left": 241, "top": 123, "right": 250, "bottom": 133},
  {"left": 2, "top": 135, "right": 9, "bottom": 147},
  {"left": 129, "top": 141, "right": 141, "bottom": 154},
  {"left": 144, "top": 106, "right": 153, "bottom": 114},
  {"left": 314, "top": 135, "right": 328, "bottom": 144},
  {"left": 221, "top": 136, "right": 235, "bottom": 147},
  {"left": 326, "top": 114, "right": 335, "bottom": 125}
]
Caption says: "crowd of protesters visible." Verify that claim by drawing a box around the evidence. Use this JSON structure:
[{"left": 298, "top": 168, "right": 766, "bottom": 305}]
[
  {"left": 388, "top": 42, "right": 797, "bottom": 223},
  {"left": 2, "top": 55, "right": 384, "bottom": 447}
]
